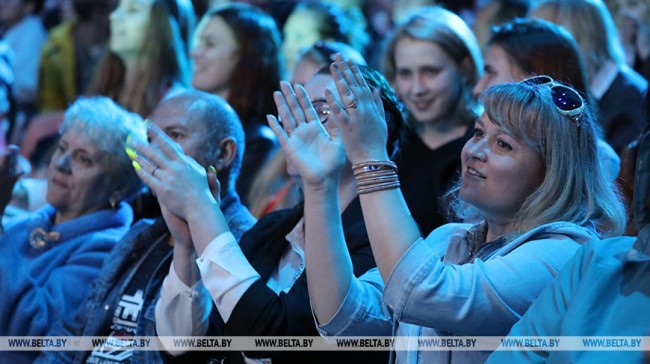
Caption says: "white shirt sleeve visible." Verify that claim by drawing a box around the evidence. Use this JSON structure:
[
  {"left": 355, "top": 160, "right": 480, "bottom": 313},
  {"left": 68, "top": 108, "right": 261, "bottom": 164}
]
[
  {"left": 155, "top": 262, "right": 213, "bottom": 355},
  {"left": 195, "top": 231, "right": 261, "bottom": 322}
]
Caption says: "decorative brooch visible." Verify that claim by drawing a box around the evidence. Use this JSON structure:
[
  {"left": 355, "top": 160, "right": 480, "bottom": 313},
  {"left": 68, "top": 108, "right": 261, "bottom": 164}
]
[{"left": 29, "top": 227, "right": 61, "bottom": 249}]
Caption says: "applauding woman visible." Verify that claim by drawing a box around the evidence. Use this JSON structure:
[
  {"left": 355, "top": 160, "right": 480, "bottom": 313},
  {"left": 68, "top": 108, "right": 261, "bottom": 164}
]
[{"left": 267, "top": 55, "right": 626, "bottom": 363}]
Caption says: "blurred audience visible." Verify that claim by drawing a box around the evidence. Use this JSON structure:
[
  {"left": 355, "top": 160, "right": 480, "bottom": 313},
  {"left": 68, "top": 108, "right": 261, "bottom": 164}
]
[
  {"left": 38, "top": 0, "right": 116, "bottom": 113},
  {"left": 0, "top": 0, "right": 47, "bottom": 145},
  {"left": 530, "top": 0, "right": 648, "bottom": 154}
]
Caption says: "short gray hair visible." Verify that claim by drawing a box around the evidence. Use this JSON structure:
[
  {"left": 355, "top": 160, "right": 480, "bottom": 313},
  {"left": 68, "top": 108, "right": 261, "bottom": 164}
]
[{"left": 60, "top": 96, "right": 147, "bottom": 200}]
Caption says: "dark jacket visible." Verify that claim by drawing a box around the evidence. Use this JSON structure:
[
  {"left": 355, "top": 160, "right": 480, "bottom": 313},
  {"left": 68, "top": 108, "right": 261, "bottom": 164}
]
[{"left": 210, "top": 199, "right": 388, "bottom": 364}]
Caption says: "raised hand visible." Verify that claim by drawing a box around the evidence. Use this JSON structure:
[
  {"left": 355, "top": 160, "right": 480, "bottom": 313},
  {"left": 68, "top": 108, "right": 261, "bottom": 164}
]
[
  {"left": 267, "top": 81, "right": 346, "bottom": 188},
  {"left": 326, "top": 54, "right": 390, "bottom": 164},
  {"left": 127, "top": 122, "right": 215, "bottom": 221}
]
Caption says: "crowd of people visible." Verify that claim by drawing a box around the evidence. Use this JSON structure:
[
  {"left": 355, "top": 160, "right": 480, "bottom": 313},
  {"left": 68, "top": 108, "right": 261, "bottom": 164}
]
[{"left": 0, "top": 0, "right": 648, "bottom": 363}]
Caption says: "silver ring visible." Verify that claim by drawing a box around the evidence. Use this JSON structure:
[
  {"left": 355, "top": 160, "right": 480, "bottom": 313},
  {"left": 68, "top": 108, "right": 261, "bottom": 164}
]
[{"left": 151, "top": 165, "right": 159, "bottom": 177}]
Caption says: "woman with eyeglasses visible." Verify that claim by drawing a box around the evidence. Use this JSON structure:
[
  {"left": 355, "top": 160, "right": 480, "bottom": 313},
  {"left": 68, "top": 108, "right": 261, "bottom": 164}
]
[
  {"left": 247, "top": 41, "right": 367, "bottom": 218},
  {"left": 268, "top": 54, "right": 626, "bottom": 363},
  {"left": 132, "top": 64, "right": 405, "bottom": 363}
]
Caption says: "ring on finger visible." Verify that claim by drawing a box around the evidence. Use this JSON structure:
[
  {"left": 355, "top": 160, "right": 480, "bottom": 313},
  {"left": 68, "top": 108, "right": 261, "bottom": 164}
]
[
  {"left": 345, "top": 100, "right": 358, "bottom": 109},
  {"left": 151, "top": 165, "right": 159, "bottom": 177}
]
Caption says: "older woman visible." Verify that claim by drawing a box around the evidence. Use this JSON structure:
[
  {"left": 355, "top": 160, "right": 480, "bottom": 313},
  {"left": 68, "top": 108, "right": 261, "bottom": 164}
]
[
  {"left": 0, "top": 96, "right": 146, "bottom": 362},
  {"left": 273, "top": 56, "right": 626, "bottom": 363}
]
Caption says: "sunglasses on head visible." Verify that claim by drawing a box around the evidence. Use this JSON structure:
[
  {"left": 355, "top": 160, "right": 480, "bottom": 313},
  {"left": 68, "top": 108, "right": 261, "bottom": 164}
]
[{"left": 519, "top": 75, "right": 585, "bottom": 125}]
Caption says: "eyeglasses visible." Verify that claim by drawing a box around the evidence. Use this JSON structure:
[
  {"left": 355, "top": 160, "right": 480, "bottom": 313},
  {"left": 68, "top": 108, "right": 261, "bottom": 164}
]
[
  {"left": 277, "top": 100, "right": 331, "bottom": 127},
  {"left": 519, "top": 75, "right": 585, "bottom": 124},
  {"left": 312, "top": 100, "right": 331, "bottom": 124}
]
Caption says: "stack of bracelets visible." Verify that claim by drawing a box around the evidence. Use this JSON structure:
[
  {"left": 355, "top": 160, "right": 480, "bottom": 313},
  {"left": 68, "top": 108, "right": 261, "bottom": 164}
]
[{"left": 352, "top": 160, "right": 400, "bottom": 195}]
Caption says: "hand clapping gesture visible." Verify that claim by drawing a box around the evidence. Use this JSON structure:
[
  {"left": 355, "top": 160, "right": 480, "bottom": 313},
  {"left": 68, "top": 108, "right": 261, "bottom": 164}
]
[
  {"left": 324, "top": 54, "right": 391, "bottom": 164},
  {"left": 266, "top": 81, "right": 346, "bottom": 189}
]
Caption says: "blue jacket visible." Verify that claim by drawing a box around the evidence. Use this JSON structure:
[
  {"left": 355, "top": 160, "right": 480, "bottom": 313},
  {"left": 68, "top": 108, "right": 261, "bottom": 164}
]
[
  {"left": 318, "top": 221, "right": 599, "bottom": 364},
  {"left": 486, "top": 230, "right": 648, "bottom": 364},
  {"left": 0, "top": 203, "right": 133, "bottom": 363},
  {"left": 38, "top": 190, "right": 255, "bottom": 364}
]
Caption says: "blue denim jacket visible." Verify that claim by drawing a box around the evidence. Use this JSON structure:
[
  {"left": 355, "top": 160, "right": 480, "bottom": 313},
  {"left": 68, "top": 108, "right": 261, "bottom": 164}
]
[
  {"left": 318, "top": 221, "right": 599, "bottom": 364},
  {"left": 38, "top": 190, "right": 256, "bottom": 364}
]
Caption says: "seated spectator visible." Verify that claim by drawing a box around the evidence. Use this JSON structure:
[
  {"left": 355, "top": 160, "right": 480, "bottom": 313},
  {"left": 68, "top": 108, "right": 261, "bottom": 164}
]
[
  {"left": 189, "top": 3, "right": 281, "bottom": 206},
  {"left": 39, "top": 90, "right": 255, "bottom": 364},
  {"left": 86, "top": 0, "right": 194, "bottom": 117},
  {"left": 128, "top": 65, "right": 405, "bottom": 363},
  {"left": 37, "top": 0, "right": 116, "bottom": 113},
  {"left": 282, "top": 2, "right": 363, "bottom": 77},
  {"left": 530, "top": 0, "right": 648, "bottom": 154},
  {"left": 486, "top": 116, "right": 650, "bottom": 364},
  {"left": 247, "top": 40, "right": 366, "bottom": 218},
  {"left": 472, "top": 0, "right": 532, "bottom": 53},
  {"left": 285, "top": 56, "right": 626, "bottom": 363},
  {"left": 471, "top": 18, "right": 621, "bottom": 181},
  {"left": 0, "top": 0, "right": 46, "bottom": 142},
  {"left": 380, "top": 6, "right": 483, "bottom": 235},
  {"left": 0, "top": 96, "right": 145, "bottom": 364}
]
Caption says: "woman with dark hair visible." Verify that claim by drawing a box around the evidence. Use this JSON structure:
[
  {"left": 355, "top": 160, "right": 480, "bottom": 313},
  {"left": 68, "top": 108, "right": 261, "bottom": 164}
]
[
  {"left": 282, "top": 1, "right": 366, "bottom": 77},
  {"left": 530, "top": 0, "right": 648, "bottom": 154},
  {"left": 86, "top": 0, "right": 194, "bottom": 117},
  {"left": 190, "top": 3, "right": 282, "bottom": 205}
]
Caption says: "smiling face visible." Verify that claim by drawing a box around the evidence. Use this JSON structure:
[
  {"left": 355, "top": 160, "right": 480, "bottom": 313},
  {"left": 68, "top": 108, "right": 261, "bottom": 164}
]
[
  {"left": 459, "top": 113, "right": 545, "bottom": 221},
  {"left": 190, "top": 15, "right": 239, "bottom": 99},
  {"left": 393, "top": 37, "right": 464, "bottom": 125},
  {"left": 46, "top": 129, "right": 117, "bottom": 224},
  {"left": 472, "top": 43, "right": 526, "bottom": 97},
  {"left": 109, "top": 0, "right": 153, "bottom": 60}
]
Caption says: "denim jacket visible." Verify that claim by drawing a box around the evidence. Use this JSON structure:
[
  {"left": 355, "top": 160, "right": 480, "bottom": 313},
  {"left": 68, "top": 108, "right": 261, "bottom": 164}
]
[
  {"left": 38, "top": 190, "right": 256, "bottom": 364},
  {"left": 318, "top": 221, "right": 599, "bottom": 364}
]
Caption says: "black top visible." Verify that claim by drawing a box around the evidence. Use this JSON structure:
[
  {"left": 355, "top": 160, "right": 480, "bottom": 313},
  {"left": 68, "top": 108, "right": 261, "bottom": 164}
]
[
  {"left": 209, "top": 200, "right": 388, "bottom": 364},
  {"left": 237, "top": 120, "right": 279, "bottom": 207},
  {"left": 395, "top": 125, "right": 472, "bottom": 236},
  {"left": 598, "top": 67, "right": 648, "bottom": 153}
]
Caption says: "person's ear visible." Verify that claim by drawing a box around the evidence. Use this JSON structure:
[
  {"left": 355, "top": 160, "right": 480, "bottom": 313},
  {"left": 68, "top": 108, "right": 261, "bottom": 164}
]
[{"left": 214, "top": 137, "right": 237, "bottom": 172}]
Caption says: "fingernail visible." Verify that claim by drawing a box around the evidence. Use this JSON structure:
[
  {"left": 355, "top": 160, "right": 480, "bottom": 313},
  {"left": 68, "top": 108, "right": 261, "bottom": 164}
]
[
  {"left": 144, "top": 119, "right": 152, "bottom": 129},
  {"left": 132, "top": 160, "right": 142, "bottom": 171},
  {"left": 209, "top": 165, "right": 217, "bottom": 175},
  {"left": 125, "top": 146, "right": 137, "bottom": 159}
]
